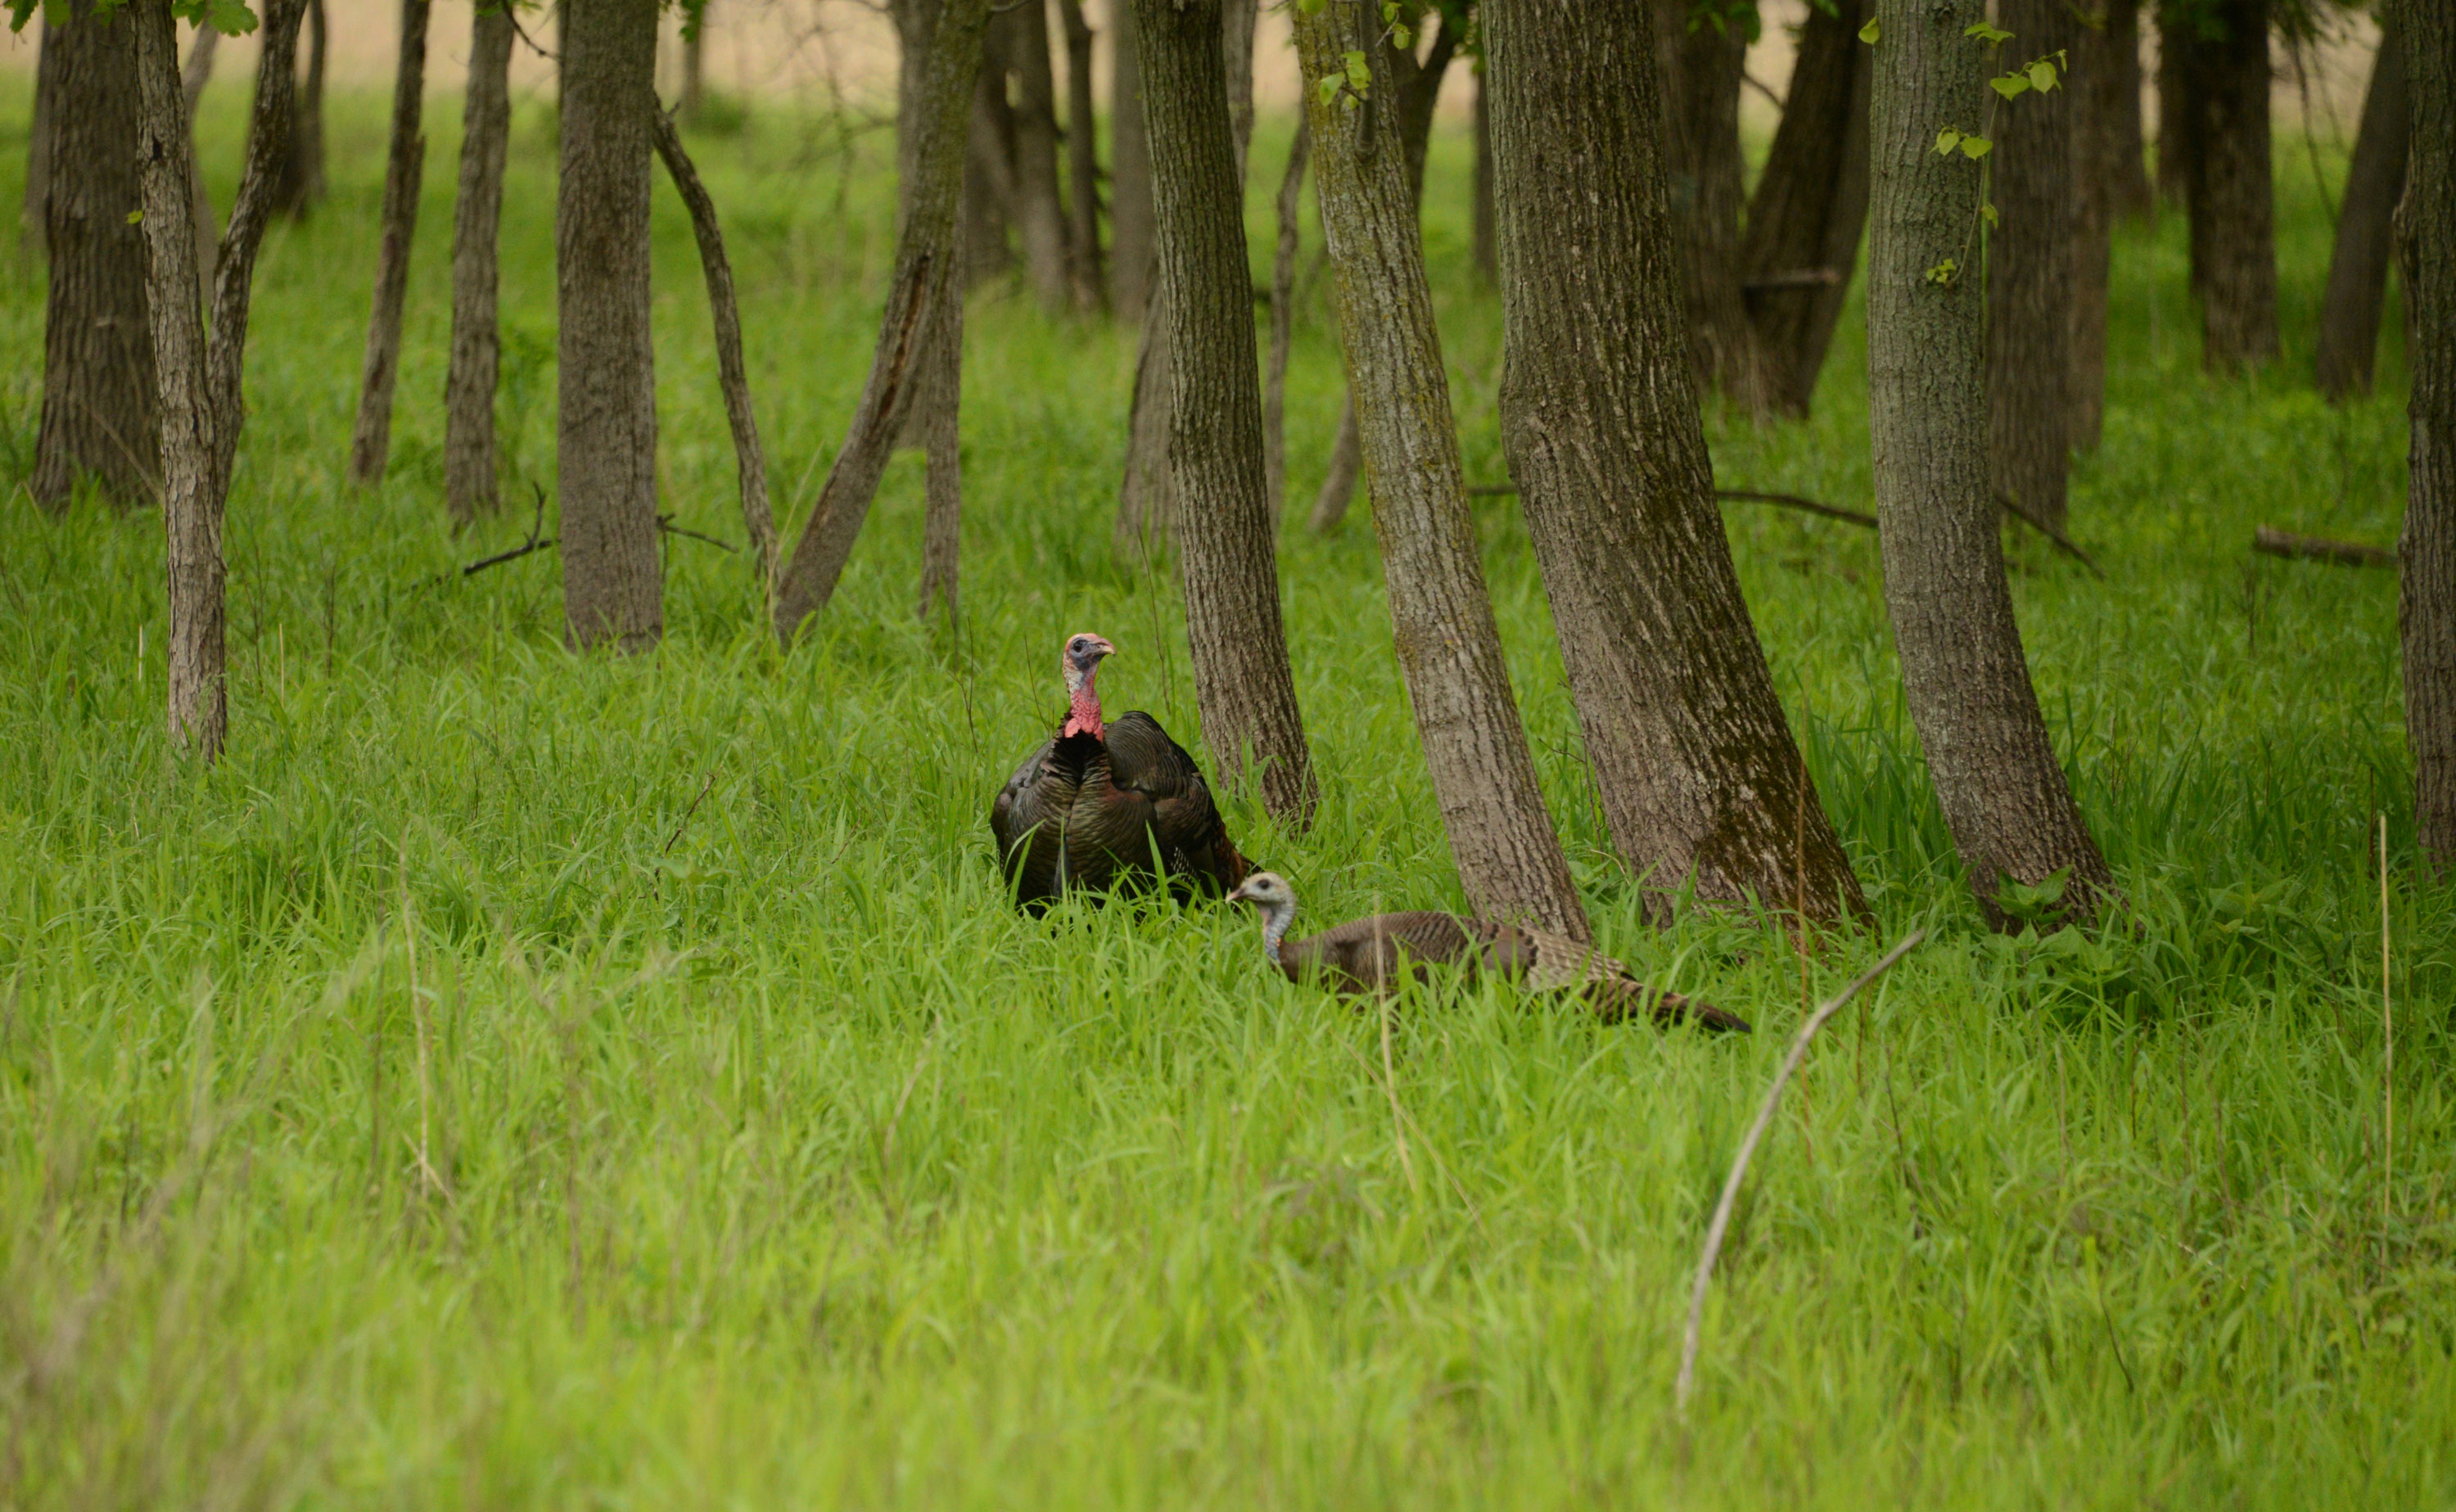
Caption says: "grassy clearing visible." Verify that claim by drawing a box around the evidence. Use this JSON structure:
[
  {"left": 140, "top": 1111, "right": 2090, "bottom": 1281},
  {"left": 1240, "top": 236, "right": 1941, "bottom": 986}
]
[{"left": 1, "top": 73, "right": 2450, "bottom": 1507}]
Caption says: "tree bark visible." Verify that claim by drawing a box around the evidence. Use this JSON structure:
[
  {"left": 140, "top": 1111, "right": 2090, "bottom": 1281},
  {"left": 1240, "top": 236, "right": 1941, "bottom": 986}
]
[
  {"left": 558, "top": 0, "right": 663, "bottom": 652},
  {"left": 2317, "top": 23, "right": 2409, "bottom": 402},
  {"left": 2105, "top": 0, "right": 2153, "bottom": 218},
  {"left": 1057, "top": 0, "right": 1104, "bottom": 311},
  {"left": 1132, "top": 0, "right": 1320, "bottom": 827},
  {"left": 2071, "top": 1, "right": 2120, "bottom": 450},
  {"left": 1867, "top": 0, "right": 2112, "bottom": 929},
  {"left": 1005, "top": 1, "right": 1071, "bottom": 313},
  {"left": 133, "top": 0, "right": 304, "bottom": 764},
  {"left": 1986, "top": 0, "right": 2075, "bottom": 530},
  {"left": 183, "top": 24, "right": 219, "bottom": 301},
  {"left": 1307, "top": 395, "right": 1363, "bottom": 532},
  {"left": 33, "top": 0, "right": 160, "bottom": 512},
  {"left": 1264, "top": 117, "right": 1307, "bottom": 526},
  {"left": 1740, "top": 0, "right": 1871, "bottom": 418},
  {"left": 1293, "top": 0, "right": 1589, "bottom": 940},
  {"left": 1485, "top": 0, "right": 1867, "bottom": 923},
  {"left": 1221, "top": 0, "right": 1256, "bottom": 181},
  {"left": 443, "top": 1, "right": 512, "bottom": 526},
  {"left": 347, "top": 0, "right": 430, "bottom": 486},
  {"left": 25, "top": 17, "right": 52, "bottom": 259},
  {"left": 1471, "top": 69, "right": 1496, "bottom": 283},
  {"left": 963, "top": 23, "right": 1015, "bottom": 283},
  {"left": 1655, "top": 0, "right": 1767, "bottom": 414},
  {"left": 2183, "top": 0, "right": 2278, "bottom": 371},
  {"left": 653, "top": 109, "right": 780, "bottom": 599},
  {"left": 2403, "top": 0, "right": 2456, "bottom": 869},
  {"left": 772, "top": 0, "right": 990, "bottom": 640},
  {"left": 1108, "top": 0, "right": 1155, "bottom": 319},
  {"left": 892, "top": 0, "right": 968, "bottom": 617},
  {"left": 2155, "top": 6, "right": 2196, "bottom": 207},
  {"left": 272, "top": 0, "right": 326, "bottom": 217},
  {"left": 680, "top": 0, "right": 707, "bottom": 122}
]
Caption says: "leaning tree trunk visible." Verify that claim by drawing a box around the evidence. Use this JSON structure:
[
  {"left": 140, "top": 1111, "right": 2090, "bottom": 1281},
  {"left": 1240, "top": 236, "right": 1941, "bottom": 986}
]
[
  {"left": 133, "top": 0, "right": 304, "bottom": 764},
  {"left": 1005, "top": 1, "right": 1071, "bottom": 313},
  {"left": 2071, "top": 0, "right": 2121, "bottom": 451},
  {"left": 347, "top": 0, "right": 430, "bottom": 486},
  {"left": 2186, "top": 0, "right": 2278, "bottom": 371},
  {"left": 2105, "top": 0, "right": 2154, "bottom": 218},
  {"left": 1263, "top": 118, "right": 1307, "bottom": 524},
  {"left": 2317, "top": 23, "right": 2409, "bottom": 402},
  {"left": 1485, "top": 0, "right": 1867, "bottom": 923},
  {"left": 1867, "top": 0, "right": 2113, "bottom": 929},
  {"left": 558, "top": 0, "right": 663, "bottom": 652},
  {"left": 1056, "top": 0, "right": 1104, "bottom": 310},
  {"left": 772, "top": 0, "right": 991, "bottom": 640},
  {"left": 1740, "top": 0, "right": 1871, "bottom": 418},
  {"left": 892, "top": 0, "right": 968, "bottom": 618},
  {"left": 1986, "top": 0, "right": 2076, "bottom": 530},
  {"left": 1133, "top": 0, "right": 1319, "bottom": 828},
  {"left": 33, "top": 0, "right": 160, "bottom": 512},
  {"left": 1293, "top": 0, "right": 1590, "bottom": 940},
  {"left": 443, "top": 0, "right": 512, "bottom": 526},
  {"left": 271, "top": 0, "right": 326, "bottom": 217},
  {"left": 2404, "top": 0, "right": 2455, "bottom": 869},
  {"left": 1655, "top": 0, "right": 1767, "bottom": 414},
  {"left": 1108, "top": 0, "right": 1155, "bottom": 319},
  {"left": 1471, "top": 72, "right": 1497, "bottom": 282}
]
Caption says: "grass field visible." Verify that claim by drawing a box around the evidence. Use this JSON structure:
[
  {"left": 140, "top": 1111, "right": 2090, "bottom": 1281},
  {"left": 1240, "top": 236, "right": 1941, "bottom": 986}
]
[{"left": 2, "top": 68, "right": 2451, "bottom": 1507}]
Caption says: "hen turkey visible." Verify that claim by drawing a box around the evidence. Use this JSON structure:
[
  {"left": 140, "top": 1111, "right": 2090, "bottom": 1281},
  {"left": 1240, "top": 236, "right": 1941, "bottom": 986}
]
[
  {"left": 991, "top": 633, "right": 1251, "bottom": 908},
  {"left": 1226, "top": 872, "right": 1752, "bottom": 1032}
]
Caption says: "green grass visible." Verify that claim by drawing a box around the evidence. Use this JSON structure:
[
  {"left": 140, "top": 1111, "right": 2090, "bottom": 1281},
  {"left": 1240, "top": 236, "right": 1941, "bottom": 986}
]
[{"left": 2, "top": 70, "right": 2451, "bottom": 1508}]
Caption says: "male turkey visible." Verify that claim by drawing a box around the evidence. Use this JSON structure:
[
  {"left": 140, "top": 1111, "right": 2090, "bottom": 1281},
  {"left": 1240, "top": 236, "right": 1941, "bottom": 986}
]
[
  {"left": 1225, "top": 872, "right": 1752, "bottom": 1032},
  {"left": 990, "top": 632, "right": 1251, "bottom": 908}
]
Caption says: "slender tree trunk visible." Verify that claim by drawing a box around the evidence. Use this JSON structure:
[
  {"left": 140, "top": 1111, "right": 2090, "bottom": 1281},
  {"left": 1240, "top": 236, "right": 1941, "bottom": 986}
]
[
  {"left": 1307, "top": 395, "right": 1363, "bottom": 532},
  {"left": 773, "top": 0, "right": 991, "bottom": 640},
  {"left": 272, "top": 0, "right": 326, "bottom": 217},
  {"left": 1987, "top": 0, "right": 2075, "bottom": 530},
  {"left": 1867, "top": 0, "right": 2112, "bottom": 929},
  {"left": 1471, "top": 71, "right": 1496, "bottom": 283},
  {"left": 892, "top": 0, "right": 967, "bottom": 617},
  {"left": 2404, "top": 0, "right": 2456, "bottom": 868},
  {"left": 33, "top": 0, "right": 160, "bottom": 512},
  {"left": 133, "top": 0, "right": 304, "bottom": 764},
  {"left": 443, "top": 2, "right": 512, "bottom": 526},
  {"left": 1293, "top": 0, "right": 1589, "bottom": 940},
  {"left": 1486, "top": 0, "right": 1867, "bottom": 923},
  {"left": 2185, "top": 0, "right": 2278, "bottom": 371},
  {"left": 2072, "top": 1, "right": 2120, "bottom": 451},
  {"left": 1263, "top": 118, "right": 1307, "bottom": 526},
  {"left": 2106, "top": 0, "right": 2153, "bottom": 218},
  {"left": 25, "top": 19, "right": 52, "bottom": 259},
  {"left": 1056, "top": 0, "right": 1104, "bottom": 311},
  {"left": 2318, "top": 23, "right": 2409, "bottom": 402},
  {"left": 558, "top": 0, "right": 662, "bottom": 652},
  {"left": 1108, "top": 0, "right": 1155, "bottom": 319},
  {"left": 183, "top": 24, "right": 219, "bottom": 300},
  {"left": 347, "top": 0, "right": 430, "bottom": 486},
  {"left": 1740, "top": 0, "right": 1871, "bottom": 418},
  {"left": 680, "top": 0, "right": 707, "bottom": 122},
  {"left": 963, "top": 24, "right": 1015, "bottom": 283},
  {"left": 1005, "top": 1, "right": 1071, "bottom": 313},
  {"left": 1655, "top": 0, "right": 1767, "bottom": 414},
  {"left": 2156, "top": 6, "right": 2197, "bottom": 208}
]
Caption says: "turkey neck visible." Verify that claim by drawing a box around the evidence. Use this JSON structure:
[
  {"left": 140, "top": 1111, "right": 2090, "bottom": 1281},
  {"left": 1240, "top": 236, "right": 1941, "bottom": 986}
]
[
  {"left": 1062, "top": 666, "right": 1105, "bottom": 739},
  {"left": 1258, "top": 900, "right": 1295, "bottom": 965}
]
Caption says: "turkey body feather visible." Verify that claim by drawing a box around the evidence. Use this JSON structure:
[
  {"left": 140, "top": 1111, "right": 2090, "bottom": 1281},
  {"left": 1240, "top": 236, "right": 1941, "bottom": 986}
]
[{"left": 991, "top": 711, "right": 1251, "bottom": 908}]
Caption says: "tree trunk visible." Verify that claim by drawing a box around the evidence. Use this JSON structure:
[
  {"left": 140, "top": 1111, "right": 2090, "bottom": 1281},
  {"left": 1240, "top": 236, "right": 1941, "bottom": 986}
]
[
  {"left": 1471, "top": 71, "right": 1496, "bottom": 282},
  {"left": 1005, "top": 1, "right": 1070, "bottom": 313},
  {"left": 1108, "top": 0, "right": 1155, "bottom": 319},
  {"left": 1263, "top": 117, "right": 1307, "bottom": 525},
  {"left": 680, "top": 0, "right": 707, "bottom": 122},
  {"left": 653, "top": 109, "right": 780, "bottom": 599},
  {"left": 347, "top": 0, "right": 430, "bottom": 486},
  {"left": 1307, "top": 395, "right": 1363, "bottom": 532},
  {"left": 1986, "top": 0, "right": 2075, "bottom": 530},
  {"left": 1655, "top": 0, "right": 1767, "bottom": 414},
  {"left": 2156, "top": 5, "right": 2198, "bottom": 208},
  {"left": 272, "top": 0, "right": 326, "bottom": 217},
  {"left": 772, "top": 0, "right": 990, "bottom": 640},
  {"left": 2317, "top": 23, "right": 2409, "bottom": 402},
  {"left": 2105, "top": 0, "right": 2154, "bottom": 218},
  {"left": 33, "top": 0, "right": 160, "bottom": 512},
  {"left": 1056, "top": 0, "right": 1104, "bottom": 311},
  {"left": 133, "top": 0, "right": 304, "bottom": 764},
  {"left": 443, "top": 1, "right": 512, "bottom": 526},
  {"left": 558, "top": 0, "right": 663, "bottom": 652},
  {"left": 2403, "top": 0, "right": 2456, "bottom": 869},
  {"left": 1740, "top": 0, "right": 1871, "bottom": 418},
  {"left": 1132, "top": 0, "right": 1319, "bottom": 827},
  {"left": 963, "top": 24, "right": 1015, "bottom": 283},
  {"left": 2071, "top": 1, "right": 2120, "bottom": 450},
  {"left": 1867, "top": 0, "right": 2112, "bottom": 929},
  {"left": 1221, "top": 0, "right": 1256, "bottom": 182},
  {"left": 892, "top": 0, "right": 968, "bottom": 617},
  {"left": 183, "top": 23, "right": 219, "bottom": 300},
  {"left": 25, "top": 18, "right": 52, "bottom": 259},
  {"left": 1293, "top": 0, "right": 1590, "bottom": 940},
  {"left": 1485, "top": 0, "right": 1867, "bottom": 923},
  {"left": 2184, "top": 0, "right": 2278, "bottom": 371}
]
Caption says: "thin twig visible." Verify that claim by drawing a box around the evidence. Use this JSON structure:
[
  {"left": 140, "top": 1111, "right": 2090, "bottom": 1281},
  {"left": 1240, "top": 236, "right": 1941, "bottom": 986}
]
[
  {"left": 1994, "top": 492, "right": 2106, "bottom": 578},
  {"left": 657, "top": 515, "right": 740, "bottom": 553},
  {"left": 1675, "top": 930, "right": 1926, "bottom": 1415},
  {"left": 2253, "top": 526, "right": 2396, "bottom": 568},
  {"left": 1465, "top": 481, "right": 1881, "bottom": 530}
]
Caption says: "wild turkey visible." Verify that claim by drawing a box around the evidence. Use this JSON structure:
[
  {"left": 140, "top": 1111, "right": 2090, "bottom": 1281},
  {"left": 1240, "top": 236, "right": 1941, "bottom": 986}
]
[
  {"left": 990, "top": 632, "right": 1252, "bottom": 908},
  {"left": 1225, "top": 872, "right": 1752, "bottom": 1032}
]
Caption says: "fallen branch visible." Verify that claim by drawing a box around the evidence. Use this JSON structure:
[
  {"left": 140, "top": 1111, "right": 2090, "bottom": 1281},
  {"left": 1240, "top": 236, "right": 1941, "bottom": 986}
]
[
  {"left": 657, "top": 515, "right": 738, "bottom": 553},
  {"left": 1465, "top": 481, "right": 1879, "bottom": 530},
  {"left": 1995, "top": 492, "right": 2106, "bottom": 578},
  {"left": 2253, "top": 526, "right": 2396, "bottom": 568},
  {"left": 1674, "top": 928, "right": 1926, "bottom": 1417},
  {"left": 431, "top": 485, "right": 553, "bottom": 585}
]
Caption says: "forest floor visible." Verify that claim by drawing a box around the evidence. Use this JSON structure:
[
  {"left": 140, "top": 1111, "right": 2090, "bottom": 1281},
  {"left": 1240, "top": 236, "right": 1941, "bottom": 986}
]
[{"left": 2, "top": 75, "right": 2449, "bottom": 1509}]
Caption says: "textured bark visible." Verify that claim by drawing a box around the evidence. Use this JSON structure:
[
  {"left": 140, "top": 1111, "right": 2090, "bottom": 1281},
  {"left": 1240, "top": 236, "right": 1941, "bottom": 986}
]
[
  {"left": 680, "top": 0, "right": 707, "bottom": 121},
  {"left": 2317, "top": 24, "right": 2409, "bottom": 402},
  {"left": 1057, "top": 0, "right": 1104, "bottom": 310},
  {"left": 1655, "top": 0, "right": 1767, "bottom": 413},
  {"left": 962, "top": 22, "right": 1014, "bottom": 283},
  {"left": 133, "top": 0, "right": 303, "bottom": 764},
  {"left": 2404, "top": 0, "right": 2456, "bottom": 869},
  {"left": 443, "top": 2, "right": 512, "bottom": 526},
  {"left": 346, "top": 0, "right": 429, "bottom": 486},
  {"left": 1263, "top": 118, "right": 1307, "bottom": 526},
  {"left": 183, "top": 25, "right": 219, "bottom": 300},
  {"left": 2071, "top": 1, "right": 2120, "bottom": 450},
  {"left": 1740, "top": 0, "right": 1871, "bottom": 418},
  {"left": 271, "top": 0, "right": 326, "bottom": 217},
  {"left": 653, "top": 110, "right": 779, "bottom": 598},
  {"left": 892, "top": 0, "right": 967, "bottom": 617},
  {"left": 1293, "top": 0, "right": 1589, "bottom": 941},
  {"left": 1867, "top": 0, "right": 2111, "bottom": 928},
  {"left": 1005, "top": 1, "right": 1071, "bottom": 313},
  {"left": 1108, "top": 0, "right": 1155, "bottom": 319},
  {"left": 1487, "top": 0, "right": 1866, "bottom": 923},
  {"left": 1221, "top": 0, "right": 1256, "bottom": 181},
  {"left": 1471, "top": 70, "right": 1496, "bottom": 282},
  {"left": 33, "top": 0, "right": 160, "bottom": 512},
  {"left": 25, "top": 19, "right": 52, "bottom": 257},
  {"left": 558, "top": 0, "right": 663, "bottom": 652},
  {"left": 2183, "top": 0, "right": 2278, "bottom": 371},
  {"left": 772, "top": 0, "right": 990, "bottom": 640},
  {"left": 2105, "top": 0, "right": 2153, "bottom": 218},
  {"left": 1133, "top": 0, "right": 1319, "bottom": 827},
  {"left": 1986, "top": 0, "right": 2075, "bottom": 530}
]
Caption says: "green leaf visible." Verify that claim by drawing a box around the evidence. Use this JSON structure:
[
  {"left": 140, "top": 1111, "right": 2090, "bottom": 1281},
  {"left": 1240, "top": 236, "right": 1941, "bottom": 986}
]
[
  {"left": 174, "top": 0, "right": 257, "bottom": 35},
  {"left": 1963, "top": 20, "right": 2011, "bottom": 43},
  {"left": 1857, "top": 15, "right": 1879, "bottom": 43},
  {"left": 1390, "top": 21, "right": 1412, "bottom": 47},
  {"left": 1926, "top": 258, "right": 1960, "bottom": 285},
  {"left": 1980, "top": 202, "right": 1998, "bottom": 227},
  {"left": 2027, "top": 58, "right": 2059, "bottom": 92},
  {"left": 1317, "top": 72, "right": 1343, "bottom": 105},
  {"left": 1990, "top": 72, "right": 2029, "bottom": 99},
  {"left": 126, "top": 209, "right": 143, "bottom": 225},
  {"left": 1935, "top": 128, "right": 1963, "bottom": 156},
  {"left": 1297, "top": 0, "right": 1325, "bottom": 14},
  {"left": 1343, "top": 49, "right": 1373, "bottom": 95},
  {"left": 1959, "top": 133, "right": 1993, "bottom": 159}
]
